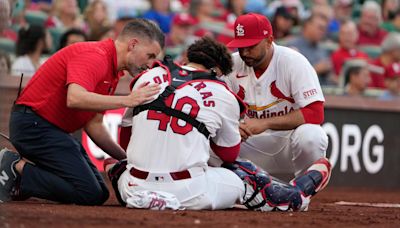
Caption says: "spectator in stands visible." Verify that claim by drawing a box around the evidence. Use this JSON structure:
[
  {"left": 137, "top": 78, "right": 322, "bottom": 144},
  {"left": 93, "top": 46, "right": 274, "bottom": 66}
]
[
  {"left": 357, "top": 1, "right": 388, "bottom": 46},
  {"left": 0, "top": 0, "right": 17, "bottom": 41},
  {"left": 328, "top": 0, "right": 354, "bottom": 34},
  {"left": 343, "top": 60, "right": 371, "bottom": 96},
  {"left": 331, "top": 20, "right": 369, "bottom": 79},
  {"left": 267, "top": 0, "right": 305, "bottom": 26},
  {"left": 189, "top": 0, "right": 212, "bottom": 22},
  {"left": 142, "top": 0, "right": 174, "bottom": 34},
  {"left": 45, "top": 0, "right": 84, "bottom": 30},
  {"left": 10, "top": 0, "right": 29, "bottom": 36},
  {"left": 381, "top": 0, "right": 399, "bottom": 22},
  {"left": 84, "top": 0, "right": 111, "bottom": 36},
  {"left": 88, "top": 25, "right": 115, "bottom": 41},
  {"left": 0, "top": 0, "right": 10, "bottom": 30},
  {"left": 381, "top": 8, "right": 400, "bottom": 33},
  {"left": 369, "top": 33, "right": 400, "bottom": 88},
  {"left": 225, "top": 0, "right": 247, "bottom": 24},
  {"left": 165, "top": 13, "right": 196, "bottom": 60},
  {"left": 188, "top": 0, "right": 224, "bottom": 38},
  {"left": 287, "top": 14, "right": 332, "bottom": 85},
  {"left": 311, "top": 2, "right": 334, "bottom": 21},
  {"left": 113, "top": 9, "right": 138, "bottom": 38},
  {"left": 11, "top": 25, "right": 51, "bottom": 77},
  {"left": 380, "top": 62, "right": 400, "bottom": 100},
  {"left": 0, "top": 50, "right": 11, "bottom": 76},
  {"left": 272, "top": 6, "right": 296, "bottom": 41},
  {"left": 59, "top": 28, "right": 87, "bottom": 50}
]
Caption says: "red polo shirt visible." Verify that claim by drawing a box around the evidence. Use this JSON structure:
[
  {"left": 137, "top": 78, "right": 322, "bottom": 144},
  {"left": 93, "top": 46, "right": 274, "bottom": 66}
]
[
  {"left": 331, "top": 47, "right": 369, "bottom": 75},
  {"left": 17, "top": 39, "right": 121, "bottom": 133},
  {"left": 368, "top": 58, "right": 386, "bottom": 88},
  {"left": 357, "top": 27, "right": 388, "bottom": 46}
]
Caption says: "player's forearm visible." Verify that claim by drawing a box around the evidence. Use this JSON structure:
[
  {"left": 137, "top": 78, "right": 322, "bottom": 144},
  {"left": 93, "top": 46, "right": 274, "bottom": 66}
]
[{"left": 261, "top": 109, "right": 305, "bottom": 131}]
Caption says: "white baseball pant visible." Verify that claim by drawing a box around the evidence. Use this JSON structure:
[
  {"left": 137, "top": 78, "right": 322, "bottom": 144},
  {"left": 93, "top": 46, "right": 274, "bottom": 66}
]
[
  {"left": 117, "top": 166, "right": 245, "bottom": 210},
  {"left": 210, "top": 124, "right": 328, "bottom": 177}
]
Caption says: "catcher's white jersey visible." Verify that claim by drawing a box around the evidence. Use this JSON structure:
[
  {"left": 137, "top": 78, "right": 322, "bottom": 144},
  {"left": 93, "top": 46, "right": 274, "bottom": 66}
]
[
  {"left": 119, "top": 65, "right": 245, "bottom": 210},
  {"left": 225, "top": 43, "right": 325, "bottom": 119},
  {"left": 122, "top": 66, "right": 241, "bottom": 173}
]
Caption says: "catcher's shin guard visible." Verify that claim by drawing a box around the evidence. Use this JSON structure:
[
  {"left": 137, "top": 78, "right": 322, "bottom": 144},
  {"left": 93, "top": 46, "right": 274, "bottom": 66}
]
[
  {"left": 291, "top": 157, "right": 332, "bottom": 197},
  {"left": 223, "top": 160, "right": 307, "bottom": 212},
  {"left": 105, "top": 158, "right": 128, "bottom": 206}
]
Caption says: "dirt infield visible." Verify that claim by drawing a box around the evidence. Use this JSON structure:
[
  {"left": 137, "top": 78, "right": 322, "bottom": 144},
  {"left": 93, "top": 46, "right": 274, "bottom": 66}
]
[{"left": 1, "top": 186, "right": 400, "bottom": 228}]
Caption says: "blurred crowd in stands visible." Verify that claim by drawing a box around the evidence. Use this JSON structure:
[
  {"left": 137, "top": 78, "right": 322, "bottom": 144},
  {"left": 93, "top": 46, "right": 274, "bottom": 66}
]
[{"left": 0, "top": 0, "right": 400, "bottom": 100}]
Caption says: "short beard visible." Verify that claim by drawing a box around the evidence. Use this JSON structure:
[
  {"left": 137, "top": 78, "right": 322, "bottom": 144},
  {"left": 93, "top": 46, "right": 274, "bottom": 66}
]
[{"left": 128, "top": 66, "right": 148, "bottom": 76}]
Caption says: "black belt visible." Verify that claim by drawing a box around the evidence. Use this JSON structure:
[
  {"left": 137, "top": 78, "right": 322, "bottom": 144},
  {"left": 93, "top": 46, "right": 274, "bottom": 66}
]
[{"left": 12, "top": 104, "right": 35, "bottom": 114}]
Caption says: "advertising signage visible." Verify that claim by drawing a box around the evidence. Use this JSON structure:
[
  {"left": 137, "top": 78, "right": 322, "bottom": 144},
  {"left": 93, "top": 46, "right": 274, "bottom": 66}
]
[{"left": 323, "top": 108, "right": 400, "bottom": 188}]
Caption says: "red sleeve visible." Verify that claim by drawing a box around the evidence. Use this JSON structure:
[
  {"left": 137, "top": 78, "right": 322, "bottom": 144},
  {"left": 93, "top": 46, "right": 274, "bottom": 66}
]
[
  {"left": 210, "top": 141, "right": 240, "bottom": 163},
  {"left": 66, "top": 52, "right": 108, "bottom": 92},
  {"left": 119, "top": 126, "right": 132, "bottom": 151},
  {"left": 300, "top": 101, "right": 324, "bottom": 124}
]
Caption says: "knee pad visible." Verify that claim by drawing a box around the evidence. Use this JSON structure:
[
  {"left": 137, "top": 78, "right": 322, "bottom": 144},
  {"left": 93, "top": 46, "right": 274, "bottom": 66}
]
[
  {"left": 223, "top": 160, "right": 308, "bottom": 212},
  {"left": 291, "top": 157, "right": 332, "bottom": 196}
]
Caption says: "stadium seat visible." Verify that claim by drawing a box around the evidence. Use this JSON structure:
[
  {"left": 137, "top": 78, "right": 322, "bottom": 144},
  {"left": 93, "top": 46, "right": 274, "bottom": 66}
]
[
  {"left": 25, "top": 10, "right": 48, "bottom": 26},
  {"left": 321, "top": 41, "right": 338, "bottom": 54},
  {"left": 359, "top": 45, "right": 382, "bottom": 58},
  {"left": 48, "top": 28, "right": 66, "bottom": 53},
  {"left": 77, "top": 0, "right": 89, "bottom": 14},
  {"left": 0, "top": 38, "right": 16, "bottom": 54}
]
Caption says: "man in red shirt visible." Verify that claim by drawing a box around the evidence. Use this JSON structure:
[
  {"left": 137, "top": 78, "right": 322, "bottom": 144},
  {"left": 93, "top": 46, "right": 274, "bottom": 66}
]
[
  {"left": 356, "top": 1, "right": 388, "bottom": 46},
  {"left": 331, "top": 20, "right": 369, "bottom": 78},
  {"left": 0, "top": 19, "right": 164, "bottom": 205},
  {"left": 369, "top": 33, "right": 400, "bottom": 88}
]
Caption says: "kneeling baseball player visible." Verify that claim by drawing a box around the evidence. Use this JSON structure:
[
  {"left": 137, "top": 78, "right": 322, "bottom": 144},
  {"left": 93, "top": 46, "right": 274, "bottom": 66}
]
[{"left": 105, "top": 37, "right": 331, "bottom": 211}]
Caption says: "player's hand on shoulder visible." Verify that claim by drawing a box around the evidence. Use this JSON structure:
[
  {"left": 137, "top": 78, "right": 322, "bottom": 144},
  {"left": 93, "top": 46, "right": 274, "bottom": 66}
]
[{"left": 125, "top": 82, "right": 160, "bottom": 107}]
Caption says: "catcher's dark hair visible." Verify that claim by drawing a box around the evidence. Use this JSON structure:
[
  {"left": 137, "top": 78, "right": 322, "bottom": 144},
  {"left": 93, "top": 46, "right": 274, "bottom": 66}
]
[
  {"left": 16, "top": 25, "right": 46, "bottom": 56},
  {"left": 119, "top": 18, "right": 165, "bottom": 49},
  {"left": 187, "top": 36, "right": 233, "bottom": 75}
]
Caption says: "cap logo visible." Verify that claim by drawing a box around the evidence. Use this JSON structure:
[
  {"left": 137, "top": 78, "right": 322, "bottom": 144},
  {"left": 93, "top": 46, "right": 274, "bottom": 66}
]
[
  {"left": 236, "top": 23, "right": 245, "bottom": 37},
  {"left": 263, "top": 30, "right": 269, "bottom": 35}
]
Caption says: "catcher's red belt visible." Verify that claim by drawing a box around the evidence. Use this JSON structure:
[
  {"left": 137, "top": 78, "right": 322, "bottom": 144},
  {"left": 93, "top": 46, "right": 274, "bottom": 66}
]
[{"left": 130, "top": 167, "right": 191, "bottom": 181}]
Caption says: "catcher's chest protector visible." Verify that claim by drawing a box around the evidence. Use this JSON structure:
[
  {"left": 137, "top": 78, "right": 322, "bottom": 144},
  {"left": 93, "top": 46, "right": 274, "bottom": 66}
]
[{"left": 132, "top": 56, "right": 221, "bottom": 138}]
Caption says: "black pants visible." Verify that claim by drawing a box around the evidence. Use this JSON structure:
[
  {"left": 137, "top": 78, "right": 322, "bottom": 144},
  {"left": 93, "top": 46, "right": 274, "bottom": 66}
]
[{"left": 9, "top": 107, "right": 109, "bottom": 205}]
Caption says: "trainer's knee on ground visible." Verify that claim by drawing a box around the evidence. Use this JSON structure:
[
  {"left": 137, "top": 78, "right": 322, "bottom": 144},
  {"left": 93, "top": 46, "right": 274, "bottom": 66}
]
[{"left": 75, "top": 186, "right": 109, "bottom": 206}]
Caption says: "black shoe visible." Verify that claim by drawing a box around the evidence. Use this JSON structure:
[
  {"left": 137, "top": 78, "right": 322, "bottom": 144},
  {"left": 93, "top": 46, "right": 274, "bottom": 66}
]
[{"left": 0, "top": 148, "right": 21, "bottom": 203}]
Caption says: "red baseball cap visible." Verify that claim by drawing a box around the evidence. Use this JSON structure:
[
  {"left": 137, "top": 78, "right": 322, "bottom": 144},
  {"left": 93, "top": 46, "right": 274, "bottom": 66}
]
[
  {"left": 172, "top": 13, "right": 196, "bottom": 26},
  {"left": 385, "top": 62, "right": 400, "bottom": 79},
  {"left": 226, "top": 13, "right": 273, "bottom": 48}
]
